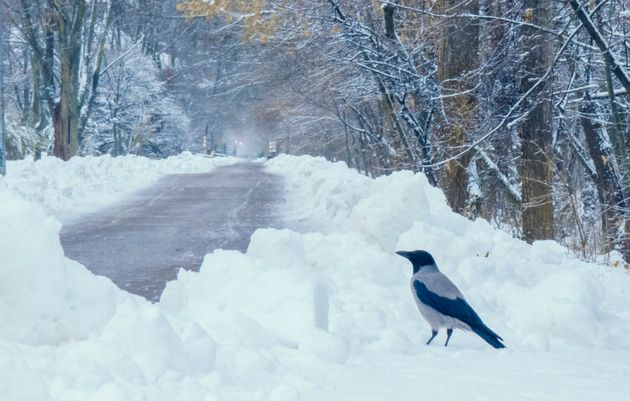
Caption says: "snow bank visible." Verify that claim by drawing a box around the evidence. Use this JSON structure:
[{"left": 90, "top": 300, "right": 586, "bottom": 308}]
[
  {"left": 0, "top": 190, "right": 116, "bottom": 345},
  {"left": 3, "top": 152, "right": 238, "bottom": 219}
]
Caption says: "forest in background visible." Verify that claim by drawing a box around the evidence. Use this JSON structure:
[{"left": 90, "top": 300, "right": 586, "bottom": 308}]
[{"left": 0, "top": 0, "right": 629, "bottom": 263}]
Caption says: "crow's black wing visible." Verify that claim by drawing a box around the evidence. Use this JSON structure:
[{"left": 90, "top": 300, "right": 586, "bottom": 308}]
[
  {"left": 413, "top": 279, "right": 483, "bottom": 327},
  {"left": 413, "top": 280, "right": 505, "bottom": 348}
]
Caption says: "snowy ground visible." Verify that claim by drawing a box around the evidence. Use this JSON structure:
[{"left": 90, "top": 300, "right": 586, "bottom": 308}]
[{"left": 1, "top": 154, "right": 629, "bottom": 401}]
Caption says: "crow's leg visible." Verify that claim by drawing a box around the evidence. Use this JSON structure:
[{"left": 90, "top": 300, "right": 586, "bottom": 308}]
[
  {"left": 426, "top": 330, "right": 438, "bottom": 345},
  {"left": 444, "top": 328, "right": 453, "bottom": 347}
]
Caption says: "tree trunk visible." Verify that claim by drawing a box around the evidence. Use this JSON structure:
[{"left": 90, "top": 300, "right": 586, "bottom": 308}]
[
  {"left": 383, "top": 4, "right": 396, "bottom": 39},
  {"left": 205, "top": 124, "right": 212, "bottom": 154},
  {"left": 519, "top": 1, "right": 554, "bottom": 242},
  {"left": 51, "top": 1, "right": 85, "bottom": 160},
  {"left": 53, "top": 52, "right": 80, "bottom": 160},
  {"left": 436, "top": 0, "right": 479, "bottom": 214},
  {"left": 53, "top": 103, "right": 69, "bottom": 160},
  {"left": 113, "top": 123, "right": 121, "bottom": 156}
]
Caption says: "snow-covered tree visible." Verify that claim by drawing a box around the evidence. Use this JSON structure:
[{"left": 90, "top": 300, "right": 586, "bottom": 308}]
[{"left": 82, "top": 41, "right": 189, "bottom": 157}]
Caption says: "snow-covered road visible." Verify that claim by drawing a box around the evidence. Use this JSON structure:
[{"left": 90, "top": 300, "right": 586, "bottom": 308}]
[{"left": 60, "top": 162, "right": 284, "bottom": 301}]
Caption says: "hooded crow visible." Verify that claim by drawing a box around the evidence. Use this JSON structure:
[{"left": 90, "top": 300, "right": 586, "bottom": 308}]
[{"left": 396, "top": 250, "right": 505, "bottom": 349}]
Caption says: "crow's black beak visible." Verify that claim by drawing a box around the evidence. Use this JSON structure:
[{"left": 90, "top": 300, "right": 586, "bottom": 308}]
[{"left": 396, "top": 251, "right": 411, "bottom": 260}]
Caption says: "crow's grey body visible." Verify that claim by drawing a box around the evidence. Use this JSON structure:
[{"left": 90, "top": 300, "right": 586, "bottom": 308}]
[
  {"left": 397, "top": 250, "right": 505, "bottom": 349},
  {"left": 411, "top": 265, "right": 471, "bottom": 332}
]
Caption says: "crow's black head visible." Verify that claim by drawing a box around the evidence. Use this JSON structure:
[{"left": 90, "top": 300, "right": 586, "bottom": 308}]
[{"left": 396, "top": 250, "right": 436, "bottom": 273}]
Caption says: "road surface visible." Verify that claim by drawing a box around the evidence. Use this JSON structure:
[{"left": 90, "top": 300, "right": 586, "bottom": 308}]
[{"left": 60, "top": 162, "right": 284, "bottom": 301}]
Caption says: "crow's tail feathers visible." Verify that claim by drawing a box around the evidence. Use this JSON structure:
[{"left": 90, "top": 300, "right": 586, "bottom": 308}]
[{"left": 471, "top": 324, "right": 506, "bottom": 349}]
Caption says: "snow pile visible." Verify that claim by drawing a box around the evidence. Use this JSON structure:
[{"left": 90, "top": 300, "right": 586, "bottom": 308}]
[
  {"left": 1, "top": 153, "right": 630, "bottom": 400},
  {"left": 0, "top": 190, "right": 116, "bottom": 345},
  {"left": 265, "top": 155, "right": 630, "bottom": 349},
  {"left": 161, "top": 229, "right": 411, "bottom": 359},
  {"left": 3, "top": 152, "right": 237, "bottom": 219},
  {"left": 267, "top": 155, "right": 459, "bottom": 250}
]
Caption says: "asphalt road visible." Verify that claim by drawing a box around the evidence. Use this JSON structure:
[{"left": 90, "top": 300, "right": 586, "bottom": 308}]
[{"left": 60, "top": 162, "right": 284, "bottom": 302}]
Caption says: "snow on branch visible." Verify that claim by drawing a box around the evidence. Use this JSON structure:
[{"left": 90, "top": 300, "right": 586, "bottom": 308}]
[
  {"left": 477, "top": 150, "right": 523, "bottom": 205},
  {"left": 568, "top": 0, "right": 630, "bottom": 94}
]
